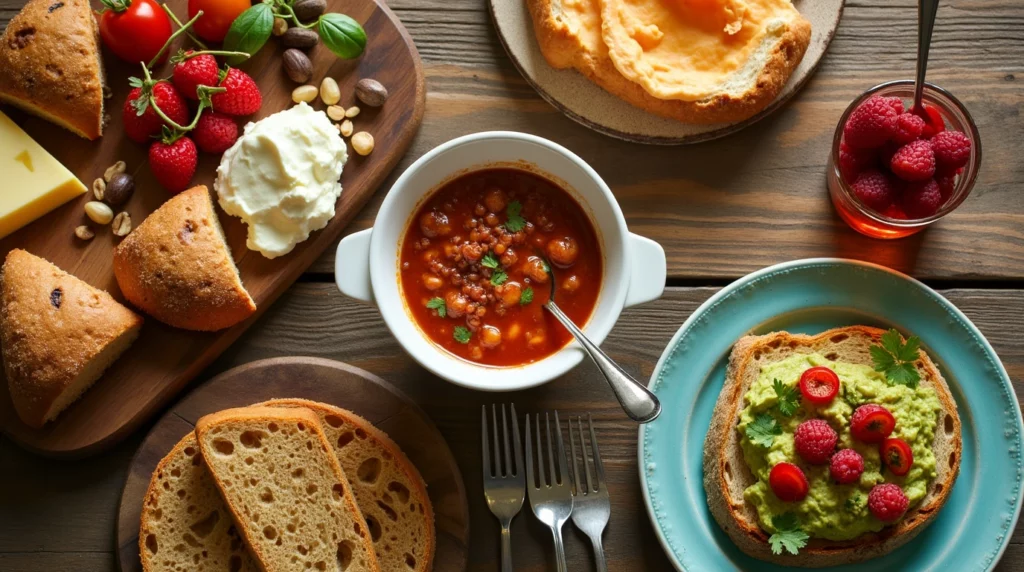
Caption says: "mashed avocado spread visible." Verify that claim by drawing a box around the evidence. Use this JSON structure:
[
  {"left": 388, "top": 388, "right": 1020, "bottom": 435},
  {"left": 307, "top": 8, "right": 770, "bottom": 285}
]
[{"left": 738, "top": 353, "right": 941, "bottom": 541}]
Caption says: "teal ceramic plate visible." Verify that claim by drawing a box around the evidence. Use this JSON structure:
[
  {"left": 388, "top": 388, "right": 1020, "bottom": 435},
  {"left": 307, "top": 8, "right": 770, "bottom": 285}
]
[{"left": 639, "top": 258, "right": 1023, "bottom": 571}]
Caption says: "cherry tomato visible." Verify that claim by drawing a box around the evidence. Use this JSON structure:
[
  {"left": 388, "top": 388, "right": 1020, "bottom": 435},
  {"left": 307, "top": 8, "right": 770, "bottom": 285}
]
[
  {"left": 98, "top": 0, "right": 173, "bottom": 65},
  {"left": 850, "top": 404, "right": 896, "bottom": 444},
  {"left": 768, "top": 463, "right": 809, "bottom": 502},
  {"left": 880, "top": 438, "right": 914, "bottom": 476},
  {"left": 798, "top": 366, "right": 840, "bottom": 405},
  {"left": 189, "top": 0, "right": 251, "bottom": 43}
]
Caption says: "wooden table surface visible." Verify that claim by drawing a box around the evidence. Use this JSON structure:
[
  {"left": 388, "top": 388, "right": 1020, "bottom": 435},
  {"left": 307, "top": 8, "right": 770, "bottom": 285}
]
[{"left": 2, "top": 0, "right": 1023, "bottom": 570}]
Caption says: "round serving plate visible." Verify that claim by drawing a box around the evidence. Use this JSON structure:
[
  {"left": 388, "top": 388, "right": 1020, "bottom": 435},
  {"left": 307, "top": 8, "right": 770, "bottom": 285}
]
[
  {"left": 116, "top": 357, "right": 469, "bottom": 572},
  {"left": 490, "top": 0, "right": 844, "bottom": 144},
  {"left": 638, "top": 259, "right": 1023, "bottom": 570}
]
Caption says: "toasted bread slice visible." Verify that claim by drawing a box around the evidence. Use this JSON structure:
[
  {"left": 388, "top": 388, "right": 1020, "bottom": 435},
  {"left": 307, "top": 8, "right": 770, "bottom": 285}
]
[
  {"left": 139, "top": 433, "right": 260, "bottom": 572},
  {"left": 260, "top": 399, "right": 436, "bottom": 572},
  {"left": 195, "top": 406, "right": 380, "bottom": 572},
  {"left": 703, "top": 326, "right": 962, "bottom": 567},
  {"left": 526, "top": 0, "right": 810, "bottom": 124}
]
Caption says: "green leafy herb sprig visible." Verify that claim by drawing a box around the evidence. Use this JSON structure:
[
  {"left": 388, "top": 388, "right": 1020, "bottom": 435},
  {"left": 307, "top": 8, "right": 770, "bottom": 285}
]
[
  {"left": 520, "top": 287, "right": 534, "bottom": 306},
  {"left": 426, "top": 297, "right": 446, "bottom": 318},
  {"left": 772, "top": 379, "right": 800, "bottom": 417},
  {"left": 503, "top": 201, "right": 526, "bottom": 233},
  {"left": 745, "top": 413, "right": 781, "bottom": 448},
  {"left": 769, "top": 513, "right": 809, "bottom": 556},
  {"left": 453, "top": 326, "right": 471, "bottom": 344},
  {"left": 224, "top": 1, "right": 367, "bottom": 63},
  {"left": 870, "top": 329, "right": 922, "bottom": 389}
]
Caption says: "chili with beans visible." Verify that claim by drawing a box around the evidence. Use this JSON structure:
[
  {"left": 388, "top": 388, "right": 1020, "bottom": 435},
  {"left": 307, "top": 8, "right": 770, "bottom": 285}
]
[{"left": 399, "top": 168, "right": 602, "bottom": 366}]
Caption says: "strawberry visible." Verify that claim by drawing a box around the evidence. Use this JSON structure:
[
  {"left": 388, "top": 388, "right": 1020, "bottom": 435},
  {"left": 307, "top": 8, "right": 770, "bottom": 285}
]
[
  {"left": 149, "top": 137, "right": 198, "bottom": 193},
  {"left": 194, "top": 111, "right": 239, "bottom": 154},
  {"left": 172, "top": 51, "right": 220, "bottom": 101},
  {"left": 211, "top": 68, "right": 262, "bottom": 116},
  {"left": 123, "top": 81, "right": 189, "bottom": 144}
]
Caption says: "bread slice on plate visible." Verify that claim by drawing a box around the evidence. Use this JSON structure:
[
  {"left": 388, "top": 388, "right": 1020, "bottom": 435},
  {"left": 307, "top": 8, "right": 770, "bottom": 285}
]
[
  {"left": 139, "top": 433, "right": 260, "bottom": 572},
  {"left": 0, "top": 0, "right": 106, "bottom": 139},
  {"left": 1, "top": 249, "right": 142, "bottom": 428},
  {"left": 113, "top": 186, "right": 256, "bottom": 332},
  {"left": 261, "top": 398, "right": 436, "bottom": 572},
  {"left": 195, "top": 406, "right": 381, "bottom": 572},
  {"left": 703, "top": 326, "right": 962, "bottom": 567}
]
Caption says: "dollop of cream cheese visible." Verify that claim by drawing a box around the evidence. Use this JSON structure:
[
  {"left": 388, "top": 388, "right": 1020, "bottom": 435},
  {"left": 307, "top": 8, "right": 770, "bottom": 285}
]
[{"left": 214, "top": 102, "right": 348, "bottom": 259}]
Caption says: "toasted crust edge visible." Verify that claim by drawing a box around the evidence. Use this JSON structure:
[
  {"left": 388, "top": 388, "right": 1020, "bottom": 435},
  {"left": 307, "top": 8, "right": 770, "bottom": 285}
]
[{"left": 703, "top": 326, "right": 962, "bottom": 567}]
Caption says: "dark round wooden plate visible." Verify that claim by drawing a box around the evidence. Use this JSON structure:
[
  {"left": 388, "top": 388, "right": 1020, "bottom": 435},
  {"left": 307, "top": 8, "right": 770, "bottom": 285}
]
[{"left": 114, "top": 357, "right": 468, "bottom": 572}]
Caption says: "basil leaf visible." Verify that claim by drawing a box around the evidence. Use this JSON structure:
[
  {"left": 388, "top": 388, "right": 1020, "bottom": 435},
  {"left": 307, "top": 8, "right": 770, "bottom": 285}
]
[
  {"left": 318, "top": 13, "right": 366, "bottom": 59},
  {"left": 223, "top": 3, "right": 274, "bottom": 63}
]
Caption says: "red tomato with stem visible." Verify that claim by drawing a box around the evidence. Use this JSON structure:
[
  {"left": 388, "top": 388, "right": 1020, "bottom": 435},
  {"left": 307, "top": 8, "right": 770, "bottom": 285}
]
[
  {"left": 98, "top": 0, "right": 173, "bottom": 65},
  {"left": 188, "top": 0, "right": 252, "bottom": 43}
]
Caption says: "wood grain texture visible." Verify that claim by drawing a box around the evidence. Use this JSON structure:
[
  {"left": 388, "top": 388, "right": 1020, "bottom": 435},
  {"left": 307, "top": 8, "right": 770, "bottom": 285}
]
[
  {"left": 0, "top": 0, "right": 426, "bottom": 457},
  {"left": 2, "top": 285, "right": 1021, "bottom": 570},
  {"left": 115, "top": 358, "right": 468, "bottom": 572}
]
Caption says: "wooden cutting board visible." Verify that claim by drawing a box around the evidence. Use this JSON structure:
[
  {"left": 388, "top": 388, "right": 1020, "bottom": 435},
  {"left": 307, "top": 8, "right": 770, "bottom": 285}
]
[
  {"left": 0, "top": 0, "right": 425, "bottom": 457},
  {"left": 115, "top": 357, "right": 469, "bottom": 572}
]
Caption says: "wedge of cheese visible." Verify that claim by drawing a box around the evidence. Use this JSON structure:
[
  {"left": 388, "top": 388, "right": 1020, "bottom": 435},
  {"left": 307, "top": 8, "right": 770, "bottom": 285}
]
[{"left": 0, "top": 111, "right": 86, "bottom": 239}]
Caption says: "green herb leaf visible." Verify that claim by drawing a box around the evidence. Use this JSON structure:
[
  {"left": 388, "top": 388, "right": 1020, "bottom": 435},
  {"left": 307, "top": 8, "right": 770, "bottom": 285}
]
[
  {"left": 426, "top": 297, "right": 446, "bottom": 318},
  {"left": 453, "top": 326, "right": 471, "bottom": 344},
  {"left": 480, "top": 252, "right": 500, "bottom": 269},
  {"left": 871, "top": 329, "right": 922, "bottom": 388},
  {"left": 223, "top": 3, "right": 274, "bottom": 64},
  {"left": 317, "top": 13, "right": 367, "bottom": 59},
  {"left": 769, "top": 513, "right": 808, "bottom": 556},
  {"left": 490, "top": 270, "right": 508, "bottom": 286},
  {"left": 504, "top": 201, "right": 526, "bottom": 233},
  {"left": 520, "top": 287, "right": 534, "bottom": 306},
  {"left": 772, "top": 379, "right": 800, "bottom": 417},
  {"left": 745, "top": 413, "right": 781, "bottom": 448}
]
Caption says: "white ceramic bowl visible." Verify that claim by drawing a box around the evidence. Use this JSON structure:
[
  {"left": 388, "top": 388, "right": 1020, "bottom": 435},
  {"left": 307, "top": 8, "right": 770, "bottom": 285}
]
[{"left": 335, "top": 132, "right": 666, "bottom": 391}]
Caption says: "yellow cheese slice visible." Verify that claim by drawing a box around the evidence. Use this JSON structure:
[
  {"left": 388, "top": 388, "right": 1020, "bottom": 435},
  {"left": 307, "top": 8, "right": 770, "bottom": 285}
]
[{"left": 0, "top": 110, "right": 86, "bottom": 239}]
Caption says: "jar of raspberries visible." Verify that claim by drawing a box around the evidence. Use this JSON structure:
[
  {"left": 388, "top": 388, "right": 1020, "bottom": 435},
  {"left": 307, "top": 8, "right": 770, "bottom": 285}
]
[{"left": 827, "top": 80, "right": 981, "bottom": 239}]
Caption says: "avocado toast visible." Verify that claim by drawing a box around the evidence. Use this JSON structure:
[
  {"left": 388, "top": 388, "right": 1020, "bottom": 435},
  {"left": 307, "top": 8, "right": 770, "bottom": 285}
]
[{"left": 703, "top": 326, "right": 962, "bottom": 567}]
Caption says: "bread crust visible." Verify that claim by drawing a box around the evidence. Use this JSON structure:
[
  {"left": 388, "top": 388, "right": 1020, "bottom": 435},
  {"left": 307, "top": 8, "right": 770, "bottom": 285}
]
[
  {"left": 703, "top": 326, "right": 962, "bottom": 567},
  {"left": 113, "top": 186, "right": 256, "bottom": 332},
  {"left": 526, "top": 0, "right": 811, "bottom": 124},
  {"left": 0, "top": 0, "right": 105, "bottom": 139}
]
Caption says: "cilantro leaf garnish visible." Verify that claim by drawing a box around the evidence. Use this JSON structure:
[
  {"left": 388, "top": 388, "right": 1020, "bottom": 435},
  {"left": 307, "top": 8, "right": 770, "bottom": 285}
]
[
  {"left": 503, "top": 201, "right": 526, "bottom": 233},
  {"left": 520, "top": 286, "right": 534, "bottom": 306},
  {"left": 772, "top": 379, "right": 800, "bottom": 417},
  {"left": 426, "top": 297, "right": 446, "bottom": 318},
  {"left": 480, "top": 252, "right": 500, "bottom": 269},
  {"left": 870, "top": 329, "right": 921, "bottom": 389},
  {"left": 745, "top": 413, "right": 781, "bottom": 448},
  {"left": 490, "top": 270, "right": 508, "bottom": 286},
  {"left": 453, "top": 326, "right": 471, "bottom": 344},
  {"left": 769, "top": 513, "right": 809, "bottom": 556}
]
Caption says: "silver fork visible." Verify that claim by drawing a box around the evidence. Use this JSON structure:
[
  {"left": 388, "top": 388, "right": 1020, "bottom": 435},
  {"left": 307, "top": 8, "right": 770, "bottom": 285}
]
[
  {"left": 525, "top": 411, "right": 573, "bottom": 572},
  {"left": 482, "top": 404, "right": 525, "bottom": 572},
  {"left": 568, "top": 414, "right": 610, "bottom": 572}
]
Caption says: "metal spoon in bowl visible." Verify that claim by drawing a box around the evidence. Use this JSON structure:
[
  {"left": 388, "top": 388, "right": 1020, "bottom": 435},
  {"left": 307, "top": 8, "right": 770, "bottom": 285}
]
[
  {"left": 912, "top": 0, "right": 941, "bottom": 113},
  {"left": 539, "top": 257, "right": 661, "bottom": 423}
]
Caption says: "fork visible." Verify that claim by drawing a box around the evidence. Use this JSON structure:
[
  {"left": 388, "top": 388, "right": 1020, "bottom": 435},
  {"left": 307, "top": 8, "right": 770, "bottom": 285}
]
[
  {"left": 482, "top": 404, "right": 525, "bottom": 572},
  {"left": 568, "top": 414, "right": 610, "bottom": 572},
  {"left": 525, "top": 411, "right": 574, "bottom": 572}
]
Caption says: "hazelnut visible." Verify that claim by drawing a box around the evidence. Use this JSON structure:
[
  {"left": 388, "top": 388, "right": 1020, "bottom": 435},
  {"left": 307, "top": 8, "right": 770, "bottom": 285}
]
[
  {"left": 105, "top": 173, "right": 135, "bottom": 206},
  {"left": 282, "top": 49, "right": 313, "bottom": 83},
  {"left": 292, "top": 0, "right": 327, "bottom": 22},
  {"left": 355, "top": 79, "right": 388, "bottom": 107},
  {"left": 282, "top": 27, "right": 319, "bottom": 50}
]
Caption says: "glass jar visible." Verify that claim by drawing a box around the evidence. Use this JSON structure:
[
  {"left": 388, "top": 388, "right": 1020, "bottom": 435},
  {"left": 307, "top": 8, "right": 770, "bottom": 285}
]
[{"left": 827, "top": 80, "right": 982, "bottom": 239}]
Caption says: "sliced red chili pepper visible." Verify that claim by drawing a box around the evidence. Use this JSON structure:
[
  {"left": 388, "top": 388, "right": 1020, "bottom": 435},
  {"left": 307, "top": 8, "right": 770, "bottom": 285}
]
[{"left": 881, "top": 438, "right": 914, "bottom": 476}]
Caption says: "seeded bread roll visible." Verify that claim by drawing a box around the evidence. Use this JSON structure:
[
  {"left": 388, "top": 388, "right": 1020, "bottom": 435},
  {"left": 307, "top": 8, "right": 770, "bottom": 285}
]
[
  {"left": 1, "top": 249, "right": 142, "bottom": 428},
  {"left": 261, "top": 399, "right": 436, "bottom": 571},
  {"left": 195, "top": 406, "right": 381, "bottom": 572},
  {"left": 703, "top": 326, "right": 962, "bottom": 567},
  {"left": 139, "top": 433, "right": 260, "bottom": 572},
  {"left": 0, "top": 0, "right": 105, "bottom": 139},
  {"left": 113, "top": 186, "right": 256, "bottom": 332}
]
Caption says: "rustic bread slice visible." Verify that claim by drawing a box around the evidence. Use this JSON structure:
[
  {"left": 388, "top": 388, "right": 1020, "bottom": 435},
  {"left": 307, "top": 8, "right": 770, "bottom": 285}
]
[
  {"left": 139, "top": 433, "right": 260, "bottom": 572},
  {"left": 1, "top": 249, "right": 142, "bottom": 428},
  {"left": 0, "top": 0, "right": 105, "bottom": 139},
  {"left": 261, "top": 399, "right": 436, "bottom": 572},
  {"left": 195, "top": 406, "right": 381, "bottom": 572},
  {"left": 703, "top": 326, "right": 962, "bottom": 567},
  {"left": 113, "top": 186, "right": 256, "bottom": 332}
]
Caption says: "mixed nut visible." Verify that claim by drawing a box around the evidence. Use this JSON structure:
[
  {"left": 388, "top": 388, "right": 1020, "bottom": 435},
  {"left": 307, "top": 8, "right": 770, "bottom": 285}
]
[{"left": 77, "top": 160, "right": 135, "bottom": 241}]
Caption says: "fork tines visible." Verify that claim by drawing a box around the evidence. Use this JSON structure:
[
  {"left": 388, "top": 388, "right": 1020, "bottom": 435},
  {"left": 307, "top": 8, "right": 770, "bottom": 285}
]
[
  {"left": 482, "top": 403, "right": 523, "bottom": 481},
  {"left": 568, "top": 413, "right": 607, "bottom": 497}
]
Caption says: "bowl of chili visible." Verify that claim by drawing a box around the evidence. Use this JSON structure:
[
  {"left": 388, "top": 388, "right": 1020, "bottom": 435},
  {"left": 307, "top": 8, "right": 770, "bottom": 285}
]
[{"left": 336, "top": 132, "right": 666, "bottom": 391}]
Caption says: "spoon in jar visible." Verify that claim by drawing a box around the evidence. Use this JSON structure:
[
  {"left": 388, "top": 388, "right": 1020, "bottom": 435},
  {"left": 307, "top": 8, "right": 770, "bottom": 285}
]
[
  {"left": 911, "top": 0, "right": 941, "bottom": 114},
  {"left": 538, "top": 257, "right": 661, "bottom": 423}
]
